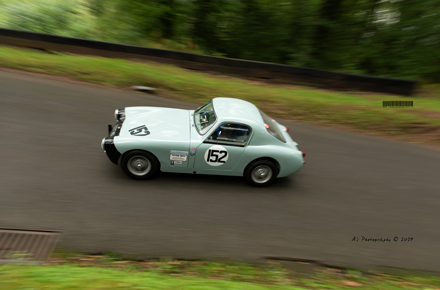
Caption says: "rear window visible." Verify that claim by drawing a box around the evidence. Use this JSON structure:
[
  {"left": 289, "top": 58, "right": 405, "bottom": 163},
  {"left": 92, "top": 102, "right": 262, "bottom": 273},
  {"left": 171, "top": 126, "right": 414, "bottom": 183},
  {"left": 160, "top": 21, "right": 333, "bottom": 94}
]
[{"left": 259, "top": 110, "right": 286, "bottom": 143}]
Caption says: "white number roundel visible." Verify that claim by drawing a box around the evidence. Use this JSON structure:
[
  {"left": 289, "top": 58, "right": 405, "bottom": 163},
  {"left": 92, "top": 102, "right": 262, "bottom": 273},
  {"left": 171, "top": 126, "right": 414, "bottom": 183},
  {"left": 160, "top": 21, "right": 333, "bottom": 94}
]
[{"left": 204, "top": 145, "right": 229, "bottom": 166}]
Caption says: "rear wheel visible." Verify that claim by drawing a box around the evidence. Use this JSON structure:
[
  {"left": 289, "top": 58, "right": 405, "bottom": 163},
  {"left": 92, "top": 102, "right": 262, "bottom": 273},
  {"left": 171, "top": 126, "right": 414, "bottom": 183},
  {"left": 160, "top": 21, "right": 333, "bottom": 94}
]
[
  {"left": 121, "top": 150, "right": 159, "bottom": 180},
  {"left": 244, "top": 160, "right": 278, "bottom": 187}
]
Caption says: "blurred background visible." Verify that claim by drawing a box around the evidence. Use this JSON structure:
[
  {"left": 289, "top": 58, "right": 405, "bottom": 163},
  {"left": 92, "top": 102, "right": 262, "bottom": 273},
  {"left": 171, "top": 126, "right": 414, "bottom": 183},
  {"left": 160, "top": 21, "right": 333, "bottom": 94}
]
[{"left": 0, "top": 0, "right": 439, "bottom": 82}]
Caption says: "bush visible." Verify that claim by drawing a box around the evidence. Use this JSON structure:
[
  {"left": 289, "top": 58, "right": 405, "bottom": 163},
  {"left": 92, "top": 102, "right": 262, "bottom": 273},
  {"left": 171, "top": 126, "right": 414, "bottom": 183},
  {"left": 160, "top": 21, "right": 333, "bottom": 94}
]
[{"left": 0, "top": 0, "right": 79, "bottom": 35}]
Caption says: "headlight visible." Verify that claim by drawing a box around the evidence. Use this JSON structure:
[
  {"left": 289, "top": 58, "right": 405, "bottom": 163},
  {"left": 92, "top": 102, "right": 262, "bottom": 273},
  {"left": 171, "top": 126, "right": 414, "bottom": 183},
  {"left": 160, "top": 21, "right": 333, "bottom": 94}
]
[
  {"left": 114, "top": 108, "right": 125, "bottom": 122},
  {"left": 101, "top": 137, "right": 106, "bottom": 150}
]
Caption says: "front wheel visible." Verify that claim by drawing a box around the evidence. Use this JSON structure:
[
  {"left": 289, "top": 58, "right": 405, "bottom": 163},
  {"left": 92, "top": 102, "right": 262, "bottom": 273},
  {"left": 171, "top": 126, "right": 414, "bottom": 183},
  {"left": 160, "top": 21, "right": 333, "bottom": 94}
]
[
  {"left": 244, "top": 160, "right": 278, "bottom": 187},
  {"left": 121, "top": 150, "right": 159, "bottom": 180}
]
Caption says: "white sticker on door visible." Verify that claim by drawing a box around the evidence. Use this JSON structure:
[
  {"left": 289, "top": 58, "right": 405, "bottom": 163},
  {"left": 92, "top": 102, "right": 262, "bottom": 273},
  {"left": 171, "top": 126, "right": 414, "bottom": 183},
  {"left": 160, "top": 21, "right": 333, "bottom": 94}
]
[
  {"left": 204, "top": 145, "right": 228, "bottom": 166},
  {"left": 170, "top": 154, "right": 187, "bottom": 161}
]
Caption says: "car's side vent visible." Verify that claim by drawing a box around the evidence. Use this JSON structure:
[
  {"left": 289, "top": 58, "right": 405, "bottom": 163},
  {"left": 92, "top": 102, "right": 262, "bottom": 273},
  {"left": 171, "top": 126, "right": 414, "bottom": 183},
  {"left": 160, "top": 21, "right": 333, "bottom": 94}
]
[{"left": 0, "top": 228, "right": 61, "bottom": 264}]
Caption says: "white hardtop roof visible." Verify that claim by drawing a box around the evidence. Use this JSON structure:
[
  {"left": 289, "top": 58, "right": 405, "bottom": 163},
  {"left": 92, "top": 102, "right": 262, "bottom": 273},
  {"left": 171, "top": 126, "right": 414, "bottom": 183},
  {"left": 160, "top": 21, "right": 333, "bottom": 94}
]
[{"left": 212, "top": 97, "right": 264, "bottom": 127}]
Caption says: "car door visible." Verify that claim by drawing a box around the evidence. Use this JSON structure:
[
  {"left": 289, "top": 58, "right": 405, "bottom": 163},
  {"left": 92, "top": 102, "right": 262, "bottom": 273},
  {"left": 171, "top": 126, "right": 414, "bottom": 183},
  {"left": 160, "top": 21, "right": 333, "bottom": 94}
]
[{"left": 193, "top": 122, "right": 252, "bottom": 173}]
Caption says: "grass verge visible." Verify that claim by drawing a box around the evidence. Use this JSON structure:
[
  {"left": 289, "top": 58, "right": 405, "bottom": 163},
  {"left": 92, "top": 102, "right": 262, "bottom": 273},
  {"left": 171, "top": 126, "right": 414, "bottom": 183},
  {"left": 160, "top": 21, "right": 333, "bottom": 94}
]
[
  {"left": 1, "top": 252, "right": 440, "bottom": 289},
  {"left": 1, "top": 45, "right": 440, "bottom": 144}
]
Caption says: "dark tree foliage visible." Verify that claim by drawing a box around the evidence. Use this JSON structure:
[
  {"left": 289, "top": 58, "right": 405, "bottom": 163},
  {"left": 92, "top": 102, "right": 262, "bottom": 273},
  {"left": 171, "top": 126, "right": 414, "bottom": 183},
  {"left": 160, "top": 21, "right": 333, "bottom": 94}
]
[
  {"left": 286, "top": 0, "right": 319, "bottom": 66},
  {"left": 97, "top": 0, "right": 184, "bottom": 40},
  {"left": 157, "top": 0, "right": 177, "bottom": 39},
  {"left": 391, "top": 0, "right": 440, "bottom": 81},
  {"left": 308, "top": 0, "right": 344, "bottom": 68},
  {"left": 225, "top": 0, "right": 290, "bottom": 62},
  {"left": 192, "top": 0, "right": 222, "bottom": 52}
]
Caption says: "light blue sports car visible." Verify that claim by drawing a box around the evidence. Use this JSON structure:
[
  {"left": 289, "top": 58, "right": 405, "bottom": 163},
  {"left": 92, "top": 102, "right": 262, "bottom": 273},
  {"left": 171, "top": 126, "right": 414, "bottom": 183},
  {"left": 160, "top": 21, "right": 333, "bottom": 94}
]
[{"left": 101, "top": 97, "right": 305, "bottom": 187}]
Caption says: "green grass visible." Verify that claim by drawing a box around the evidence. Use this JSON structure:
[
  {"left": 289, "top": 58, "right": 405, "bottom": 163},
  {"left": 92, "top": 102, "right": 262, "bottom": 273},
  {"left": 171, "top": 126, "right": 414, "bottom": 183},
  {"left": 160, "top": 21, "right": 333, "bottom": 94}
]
[
  {"left": 0, "top": 264, "right": 297, "bottom": 290},
  {"left": 1, "top": 45, "right": 440, "bottom": 137},
  {"left": 1, "top": 253, "right": 440, "bottom": 290}
]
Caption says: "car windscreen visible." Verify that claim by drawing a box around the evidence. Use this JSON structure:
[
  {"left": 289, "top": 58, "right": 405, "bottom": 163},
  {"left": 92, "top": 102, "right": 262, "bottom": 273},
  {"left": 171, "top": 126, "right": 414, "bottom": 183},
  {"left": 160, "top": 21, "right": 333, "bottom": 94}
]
[
  {"left": 194, "top": 101, "right": 217, "bottom": 135},
  {"left": 259, "top": 110, "right": 286, "bottom": 143}
]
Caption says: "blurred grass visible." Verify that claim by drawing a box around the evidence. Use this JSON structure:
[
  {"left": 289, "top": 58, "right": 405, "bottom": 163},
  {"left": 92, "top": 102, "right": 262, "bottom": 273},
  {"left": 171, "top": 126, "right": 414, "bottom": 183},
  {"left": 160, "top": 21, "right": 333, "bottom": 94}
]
[
  {"left": 1, "top": 45, "right": 440, "bottom": 137},
  {"left": 1, "top": 254, "right": 440, "bottom": 290},
  {"left": 1, "top": 264, "right": 295, "bottom": 290}
]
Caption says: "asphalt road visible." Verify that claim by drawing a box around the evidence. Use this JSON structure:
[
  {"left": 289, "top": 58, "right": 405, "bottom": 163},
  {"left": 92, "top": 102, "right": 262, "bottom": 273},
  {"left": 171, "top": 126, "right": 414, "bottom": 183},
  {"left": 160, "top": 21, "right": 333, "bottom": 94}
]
[{"left": 1, "top": 70, "right": 440, "bottom": 272}]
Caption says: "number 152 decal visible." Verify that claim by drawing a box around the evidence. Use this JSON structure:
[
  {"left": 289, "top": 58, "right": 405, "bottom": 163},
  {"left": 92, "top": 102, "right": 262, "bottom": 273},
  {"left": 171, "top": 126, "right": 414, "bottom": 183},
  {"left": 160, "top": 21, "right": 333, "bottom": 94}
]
[{"left": 204, "top": 145, "right": 229, "bottom": 166}]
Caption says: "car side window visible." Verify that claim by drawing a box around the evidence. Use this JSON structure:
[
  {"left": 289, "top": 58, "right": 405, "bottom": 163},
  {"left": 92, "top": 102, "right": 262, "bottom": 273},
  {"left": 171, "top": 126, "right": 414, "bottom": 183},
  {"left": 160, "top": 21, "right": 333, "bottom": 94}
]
[{"left": 205, "top": 123, "right": 251, "bottom": 146}]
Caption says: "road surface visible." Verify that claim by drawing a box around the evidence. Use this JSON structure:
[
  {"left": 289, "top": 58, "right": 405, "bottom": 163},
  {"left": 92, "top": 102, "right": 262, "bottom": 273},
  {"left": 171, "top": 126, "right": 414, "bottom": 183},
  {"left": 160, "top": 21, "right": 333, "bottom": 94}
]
[{"left": 1, "top": 70, "right": 439, "bottom": 272}]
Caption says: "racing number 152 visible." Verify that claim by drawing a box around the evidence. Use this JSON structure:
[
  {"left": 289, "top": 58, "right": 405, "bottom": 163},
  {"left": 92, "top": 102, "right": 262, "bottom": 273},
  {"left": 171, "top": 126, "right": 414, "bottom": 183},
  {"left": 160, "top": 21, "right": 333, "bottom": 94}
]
[{"left": 206, "top": 150, "right": 227, "bottom": 163}]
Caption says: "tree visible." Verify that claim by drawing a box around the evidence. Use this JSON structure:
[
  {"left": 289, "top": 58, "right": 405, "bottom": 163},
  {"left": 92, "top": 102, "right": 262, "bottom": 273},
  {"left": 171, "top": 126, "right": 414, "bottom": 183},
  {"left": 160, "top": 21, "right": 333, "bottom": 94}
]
[
  {"left": 157, "top": 0, "right": 178, "bottom": 39},
  {"left": 306, "top": 0, "right": 345, "bottom": 68},
  {"left": 1, "top": 0, "right": 78, "bottom": 35},
  {"left": 192, "top": 0, "right": 222, "bottom": 51}
]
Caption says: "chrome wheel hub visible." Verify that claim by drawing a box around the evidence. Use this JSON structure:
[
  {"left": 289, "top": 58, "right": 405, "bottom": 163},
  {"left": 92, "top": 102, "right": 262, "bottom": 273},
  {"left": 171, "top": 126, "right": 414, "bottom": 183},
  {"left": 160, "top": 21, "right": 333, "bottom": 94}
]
[
  {"left": 251, "top": 165, "right": 273, "bottom": 184},
  {"left": 127, "top": 156, "right": 151, "bottom": 176}
]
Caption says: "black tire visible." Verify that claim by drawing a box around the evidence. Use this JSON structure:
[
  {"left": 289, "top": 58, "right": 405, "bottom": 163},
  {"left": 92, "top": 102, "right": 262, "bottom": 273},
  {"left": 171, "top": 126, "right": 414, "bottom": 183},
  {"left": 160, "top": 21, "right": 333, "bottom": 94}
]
[
  {"left": 244, "top": 159, "right": 278, "bottom": 187},
  {"left": 120, "top": 150, "right": 159, "bottom": 180}
]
